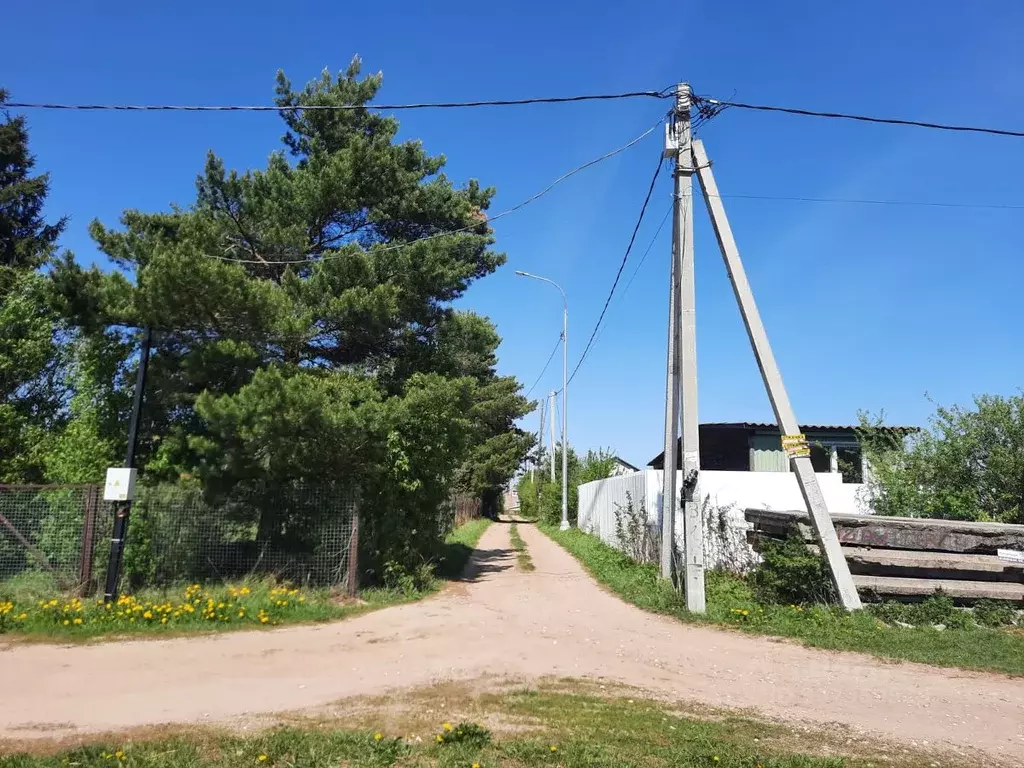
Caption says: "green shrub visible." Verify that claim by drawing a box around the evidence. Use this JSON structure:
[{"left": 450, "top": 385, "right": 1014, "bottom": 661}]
[
  {"left": 972, "top": 599, "right": 1018, "bottom": 628},
  {"left": 748, "top": 536, "right": 836, "bottom": 605},
  {"left": 869, "top": 593, "right": 973, "bottom": 629}
]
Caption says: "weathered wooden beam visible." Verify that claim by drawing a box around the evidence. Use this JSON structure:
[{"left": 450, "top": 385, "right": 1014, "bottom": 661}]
[
  {"left": 854, "top": 575, "right": 1024, "bottom": 604},
  {"left": 844, "top": 547, "right": 1023, "bottom": 582},
  {"left": 745, "top": 508, "right": 1024, "bottom": 554}
]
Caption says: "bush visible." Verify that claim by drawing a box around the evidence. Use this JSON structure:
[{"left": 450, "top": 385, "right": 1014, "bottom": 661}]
[
  {"left": 613, "top": 492, "right": 658, "bottom": 565},
  {"left": 971, "top": 599, "right": 1018, "bottom": 628},
  {"left": 869, "top": 593, "right": 973, "bottom": 629},
  {"left": 748, "top": 536, "right": 836, "bottom": 605}
]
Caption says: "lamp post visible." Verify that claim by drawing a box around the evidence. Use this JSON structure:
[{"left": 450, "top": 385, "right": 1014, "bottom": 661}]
[{"left": 515, "top": 270, "right": 569, "bottom": 530}]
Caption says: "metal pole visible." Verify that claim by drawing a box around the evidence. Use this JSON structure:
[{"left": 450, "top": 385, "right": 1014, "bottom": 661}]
[
  {"left": 692, "top": 140, "right": 862, "bottom": 611},
  {"left": 103, "top": 324, "right": 153, "bottom": 602},
  {"left": 534, "top": 396, "right": 545, "bottom": 484},
  {"left": 676, "top": 85, "right": 705, "bottom": 612},
  {"left": 560, "top": 300, "right": 569, "bottom": 530},
  {"left": 549, "top": 390, "right": 557, "bottom": 483}
]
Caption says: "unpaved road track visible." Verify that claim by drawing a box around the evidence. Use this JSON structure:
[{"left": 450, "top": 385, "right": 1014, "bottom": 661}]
[{"left": 1, "top": 523, "right": 1022, "bottom": 762}]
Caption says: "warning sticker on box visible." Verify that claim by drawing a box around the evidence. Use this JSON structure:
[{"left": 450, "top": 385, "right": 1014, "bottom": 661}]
[{"left": 781, "top": 433, "right": 810, "bottom": 458}]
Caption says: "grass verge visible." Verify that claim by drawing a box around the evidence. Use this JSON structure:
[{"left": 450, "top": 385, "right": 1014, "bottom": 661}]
[
  {"left": 508, "top": 522, "right": 535, "bottom": 572},
  {"left": 0, "top": 680, "right": 956, "bottom": 767},
  {"left": 541, "top": 524, "right": 1024, "bottom": 677},
  {"left": 0, "top": 519, "right": 493, "bottom": 643},
  {"left": 435, "top": 517, "right": 492, "bottom": 580}
]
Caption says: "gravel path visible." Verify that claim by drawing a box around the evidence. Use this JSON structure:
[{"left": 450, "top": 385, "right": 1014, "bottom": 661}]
[{"left": 1, "top": 522, "right": 1022, "bottom": 762}]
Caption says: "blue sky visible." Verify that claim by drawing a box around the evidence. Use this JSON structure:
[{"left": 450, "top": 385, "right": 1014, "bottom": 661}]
[{"left": 4, "top": 1, "right": 1024, "bottom": 467}]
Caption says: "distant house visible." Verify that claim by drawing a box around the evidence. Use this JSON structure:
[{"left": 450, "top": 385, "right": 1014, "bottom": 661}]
[
  {"left": 609, "top": 456, "right": 640, "bottom": 476},
  {"left": 647, "top": 422, "right": 916, "bottom": 484}
]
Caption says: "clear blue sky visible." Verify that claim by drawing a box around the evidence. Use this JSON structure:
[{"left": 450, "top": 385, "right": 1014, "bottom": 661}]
[{"left": 5, "top": 1, "right": 1024, "bottom": 467}]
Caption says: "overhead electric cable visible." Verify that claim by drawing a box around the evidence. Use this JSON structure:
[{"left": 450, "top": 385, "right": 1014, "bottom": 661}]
[
  {"left": 6, "top": 90, "right": 668, "bottom": 113},
  {"left": 693, "top": 95, "right": 1024, "bottom": 138},
  {"left": 208, "top": 118, "right": 664, "bottom": 265},
  {"left": 564, "top": 151, "right": 664, "bottom": 388},
  {"left": 524, "top": 336, "right": 562, "bottom": 399}
]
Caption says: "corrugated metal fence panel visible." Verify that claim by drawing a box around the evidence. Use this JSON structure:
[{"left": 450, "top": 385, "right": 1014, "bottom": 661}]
[
  {"left": 578, "top": 472, "right": 650, "bottom": 548},
  {"left": 750, "top": 435, "right": 787, "bottom": 472}
]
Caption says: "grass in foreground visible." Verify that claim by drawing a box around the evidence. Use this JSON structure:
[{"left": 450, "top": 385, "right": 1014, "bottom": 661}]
[
  {"left": 0, "top": 519, "right": 493, "bottom": 642},
  {"left": 508, "top": 522, "right": 535, "bottom": 571},
  {"left": 0, "top": 681, "right": 952, "bottom": 767},
  {"left": 542, "top": 524, "right": 1024, "bottom": 677}
]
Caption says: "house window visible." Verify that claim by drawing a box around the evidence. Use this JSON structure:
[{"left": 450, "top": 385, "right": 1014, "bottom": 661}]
[
  {"left": 837, "top": 446, "right": 863, "bottom": 484},
  {"left": 809, "top": 443, "right": 831, "bottom": 473}
]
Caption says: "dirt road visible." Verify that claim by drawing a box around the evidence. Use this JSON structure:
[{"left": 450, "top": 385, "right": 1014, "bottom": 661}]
[{"left": 1, "top": 522, "right": 1021, "bottom": 761}]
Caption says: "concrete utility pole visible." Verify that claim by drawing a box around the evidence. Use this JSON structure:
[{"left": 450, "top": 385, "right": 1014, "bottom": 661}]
[
  {"left": 660, "top": 95, "right": 683, "bottom": 583},
  {"left": 535, "top": 396, "right": 545, "bottom": 483},
  {"left": 676, "top": 85, "right": 705, "bottom": 613},
  {"left": 660, "top": 83, "right": 705, "bottom": 611},
  {"left": 549, "top": 390, "right": 557, "bottom": 483},
  {"left": 692, "top": 139, "right": 862, "bottom": 611}
]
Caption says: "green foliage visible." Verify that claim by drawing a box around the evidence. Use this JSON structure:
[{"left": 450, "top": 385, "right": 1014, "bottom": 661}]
[
  {"left": 10, "top": 61, "right": 532, "bottom": 579},
  {"left": 435, "top": 721, "right": 492, "bottom": 748},
  {"left": 860, "top": 394, "right": 1024, "bottom": 523},
  {"left": 518, "top": 447, "right": 617, "bottom": 526},
  {"left": 749, "top": 536, "right": 837, "bottom": 605},
  {"left": 0, "top": 90, "right": 68, "bottom": 482}
]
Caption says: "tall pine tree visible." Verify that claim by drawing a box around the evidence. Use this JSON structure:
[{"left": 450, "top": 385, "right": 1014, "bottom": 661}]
[{"left": 0, "top": 90, "right": 67, "bottom": 481}]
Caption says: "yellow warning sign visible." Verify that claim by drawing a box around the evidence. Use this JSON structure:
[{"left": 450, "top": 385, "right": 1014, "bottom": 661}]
[{"left": 781, "top": 433, "right": 810, "bottom": 459}]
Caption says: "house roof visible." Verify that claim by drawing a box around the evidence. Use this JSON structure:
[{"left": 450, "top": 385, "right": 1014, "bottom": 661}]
[
  {"left": 612, "top": 456, "right": 639, "bottom": 471},
  {"left": 646, "top": 422, "right": 918, "bottom": 467}
]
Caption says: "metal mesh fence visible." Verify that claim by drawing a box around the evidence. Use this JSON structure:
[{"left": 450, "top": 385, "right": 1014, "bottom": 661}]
[
  {"left": 0, "top": 484, "right": 105, "bottom": 594},
  {"left": 0, "top": 483, "right": 358, "bottom": 595}
]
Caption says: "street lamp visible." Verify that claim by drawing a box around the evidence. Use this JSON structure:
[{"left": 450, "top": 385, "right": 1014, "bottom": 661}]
[{"left": 515, "top": 270, "right": 569, "bottom": 531}]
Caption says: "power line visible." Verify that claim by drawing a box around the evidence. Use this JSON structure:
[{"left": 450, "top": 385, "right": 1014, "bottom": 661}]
[
  {"left": 524, "top": 335, "right": 562, "bottom": 399},
  {"left": 707, "top": 191, "right": 1024, "bottom": 211},
  {"left": 564, "top": 150, "right": 664, "bottom": 388},
  {"left": 693, "top": 94, "right": 1024, "bottom": 139},
  {"left": 208, "top": 117, "right": 664, "bottom": 265},
  {"left": 590, "top": 201, "right": 673, "bottom": 351},
  {"left": 6, "top": 90, "right": 668, "bottom": 113}
]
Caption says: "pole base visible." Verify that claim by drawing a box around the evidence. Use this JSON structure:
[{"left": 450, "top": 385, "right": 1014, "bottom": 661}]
[{"left": 559, "top": 520, "right": 570, "bottom": 531}]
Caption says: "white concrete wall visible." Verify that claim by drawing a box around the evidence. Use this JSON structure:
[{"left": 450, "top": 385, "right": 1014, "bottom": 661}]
[{"left": 577, "top": 470, "right": 873, "bottom": 571}]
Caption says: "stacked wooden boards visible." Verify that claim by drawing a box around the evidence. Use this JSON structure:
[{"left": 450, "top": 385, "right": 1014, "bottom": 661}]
[{"left": 745, "top": 509, "right": 1024, "bottom": 604}]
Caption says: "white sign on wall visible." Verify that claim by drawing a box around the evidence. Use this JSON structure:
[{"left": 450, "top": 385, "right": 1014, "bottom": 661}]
[{"left": 104, "top": 467, "right": 138, "bottom": 502}]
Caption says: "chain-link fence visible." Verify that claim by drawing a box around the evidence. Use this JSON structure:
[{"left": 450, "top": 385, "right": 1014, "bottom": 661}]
[{"left": 0, "top": 483, "right": 358, "bottom": 595}]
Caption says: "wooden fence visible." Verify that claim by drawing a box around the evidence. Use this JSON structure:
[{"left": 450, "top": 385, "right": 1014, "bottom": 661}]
[{"left": 746, "top": 508, "right": 1024, "bottom": 604}]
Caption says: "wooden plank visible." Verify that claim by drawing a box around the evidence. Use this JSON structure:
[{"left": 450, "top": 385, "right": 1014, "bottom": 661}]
[
  {"left": 843, "top": 547, "right": 1024, "bottom": 582},
  {"left": 854, "top": 575, "right": 1024, "bottom": 604},
  {"left": 745, "top": 508, "right": 1024, "bottom": 554}
]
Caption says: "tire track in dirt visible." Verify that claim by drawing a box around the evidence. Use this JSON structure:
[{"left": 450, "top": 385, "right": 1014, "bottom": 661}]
[{"left": 1, "top": 521, "right": 1021, "bottom": 763}]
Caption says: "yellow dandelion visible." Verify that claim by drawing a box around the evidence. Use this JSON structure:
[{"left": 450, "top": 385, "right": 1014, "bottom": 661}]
[
  {"left": 435, "top": 734, "right": 444, "bottom": 744},
  {"left": 257, "top": 755, "right": 268, "bottom": 762},
  {"left": 442, "top": 722, "right": 453, "bottom": 732},
  {"left": 374, "top": 732, "right": 383, "bottom": 742},
  {"left": 73, "top": 617, "right": 83, "bottom": 625},
  {"left": 143, "top": 610, "right": 153, "bottom": 619},
  {"left": 63, "top": 619, "right": 70, "bottom": 626},
  {"left": 550, "top": 745, "right": 558, "bottom": 752}
]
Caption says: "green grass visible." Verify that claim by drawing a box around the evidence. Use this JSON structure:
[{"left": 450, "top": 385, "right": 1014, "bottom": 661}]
[
  {"left": 541, "top": 524, "right": 1024, "bottom": 677},
  {"left": 435, "top": 517, "right": 492, "bottom": 580},
  {"left": 0, "top": 684, "right": 947, "bottom": 767},
  {"left": 508, "top": 522, "right": 535, "bottom": 571},
  {"left": 0, "top": 518, "right": 493, "bottom": 643}
]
